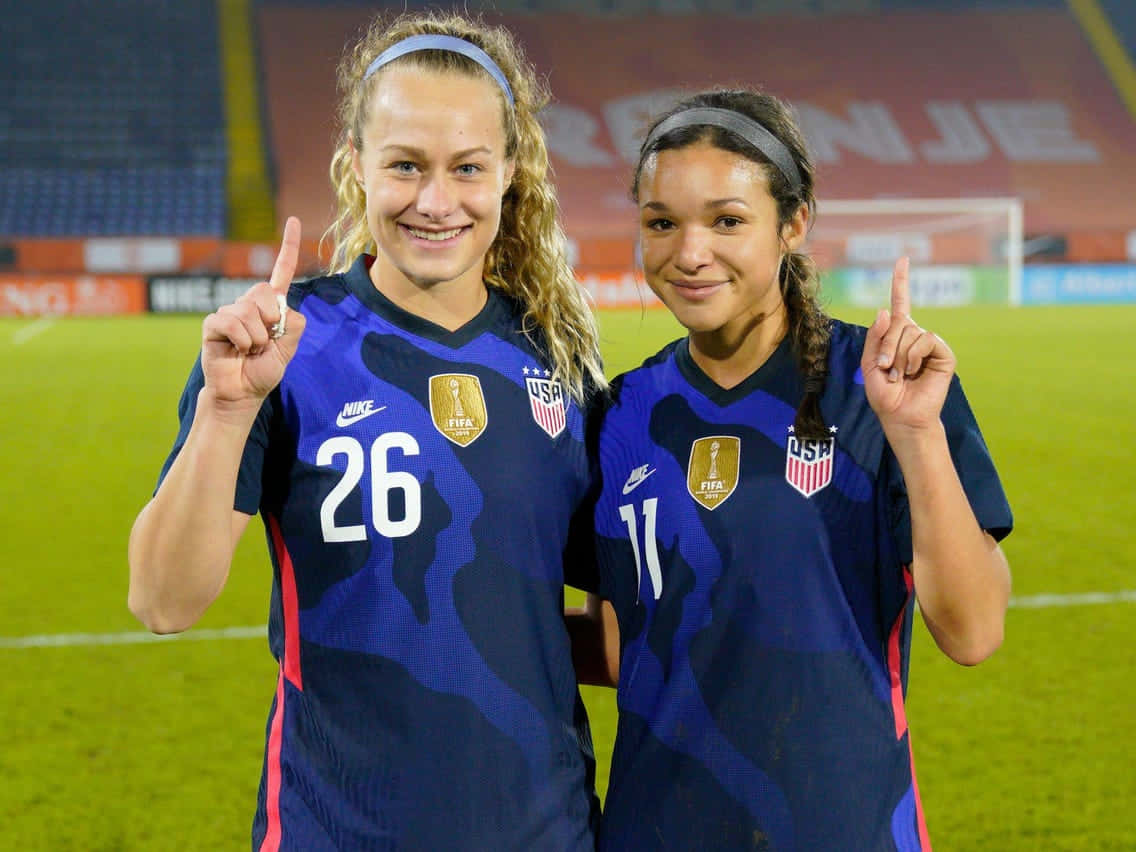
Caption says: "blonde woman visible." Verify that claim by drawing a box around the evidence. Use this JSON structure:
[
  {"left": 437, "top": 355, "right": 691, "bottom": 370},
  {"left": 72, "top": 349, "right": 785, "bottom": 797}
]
[{"left": 128, "top": 12, "right": 603, "bottom": 849}]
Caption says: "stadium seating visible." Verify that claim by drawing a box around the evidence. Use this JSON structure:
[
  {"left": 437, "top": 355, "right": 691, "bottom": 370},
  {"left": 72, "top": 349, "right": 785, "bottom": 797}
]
[
  {"left": 0, "top": 0, "right": 226, "bottom": 236},
  {"left": 0, "top": 0, "right": 1122, "bottom": 252}
]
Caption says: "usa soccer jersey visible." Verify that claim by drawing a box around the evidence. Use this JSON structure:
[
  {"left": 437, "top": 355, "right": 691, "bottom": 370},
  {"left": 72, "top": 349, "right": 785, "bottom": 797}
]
[
  {"left": 585, "top": 320, "right": 1011, "bottom": 851},
  {"left": 159, "top": 255, "right": 599, "bottom": 851}
]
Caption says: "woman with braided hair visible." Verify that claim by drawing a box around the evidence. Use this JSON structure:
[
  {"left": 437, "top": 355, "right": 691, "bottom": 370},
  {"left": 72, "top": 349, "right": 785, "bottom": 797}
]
[
  {"left": 576, "top": 89, "right": 1013, "bottom": 850},
  {"left": 129, "top": 11, "right": 604, "bottom": 849}
]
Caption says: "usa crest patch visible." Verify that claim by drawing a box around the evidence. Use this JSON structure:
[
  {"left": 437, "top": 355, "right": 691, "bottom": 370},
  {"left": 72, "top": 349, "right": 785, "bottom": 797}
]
[
  {"left": 784, "top": 426, "right": 835, "bottom": 498},
  {"left": 525, "top": 376, "right": 566, "bottom": 438}
]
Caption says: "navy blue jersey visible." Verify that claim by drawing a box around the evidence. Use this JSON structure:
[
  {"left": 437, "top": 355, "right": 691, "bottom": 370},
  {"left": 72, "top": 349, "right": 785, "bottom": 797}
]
[
  {"left": 159, "top": 255, "right": 599, "bottom": 851},
  {"left": 585, "top": 321, "right": 1011, "bottom": 852}
]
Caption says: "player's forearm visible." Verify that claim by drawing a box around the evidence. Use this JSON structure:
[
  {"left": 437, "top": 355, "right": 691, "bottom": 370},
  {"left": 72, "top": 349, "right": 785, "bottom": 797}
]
[
  {"left": 565, "top": 594, "right": 620, "bottom": 688},
  {"left": 127, "top": 390, "right": 257, "bottom": 633},
  {"left": 890, "top": 422, "right": 1011, "bottom": 666}
]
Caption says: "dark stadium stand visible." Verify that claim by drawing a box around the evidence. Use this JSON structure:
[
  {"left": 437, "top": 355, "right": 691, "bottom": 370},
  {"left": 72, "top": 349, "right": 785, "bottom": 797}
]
[
  {"left": 0, "top": 0, "right": 226, "bottom": 236},
  {"left": 254, "top": 0, "right": 1135, "bottom": 259},
  {"left": 0, "top": 0, "right": 1126, "bottom": 253}
]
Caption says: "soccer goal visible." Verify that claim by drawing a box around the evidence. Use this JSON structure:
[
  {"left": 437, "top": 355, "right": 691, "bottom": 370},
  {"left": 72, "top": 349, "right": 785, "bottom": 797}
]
[{"left": 806, "top": 198, "right": 1024, "bottom": 307}]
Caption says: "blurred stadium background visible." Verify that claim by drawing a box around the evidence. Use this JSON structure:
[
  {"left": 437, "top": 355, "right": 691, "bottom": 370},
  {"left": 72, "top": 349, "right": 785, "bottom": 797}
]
[{"left": 1, "top": 0, "right": 1134, "bottom": 849}]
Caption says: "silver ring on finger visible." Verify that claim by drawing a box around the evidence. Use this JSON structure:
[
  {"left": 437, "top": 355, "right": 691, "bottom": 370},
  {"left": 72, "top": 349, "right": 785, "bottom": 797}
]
[{"left": 269, "top": 294, "right": 288, "bottom": 339}]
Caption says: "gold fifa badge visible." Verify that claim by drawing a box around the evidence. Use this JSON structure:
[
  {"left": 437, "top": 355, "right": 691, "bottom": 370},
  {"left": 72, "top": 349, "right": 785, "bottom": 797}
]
[
  {"left": 429, "top": 374, "right": 487, "bottom": 446},
  {"left": 687, "top": 436, "right": 740, "bottom": 510}
]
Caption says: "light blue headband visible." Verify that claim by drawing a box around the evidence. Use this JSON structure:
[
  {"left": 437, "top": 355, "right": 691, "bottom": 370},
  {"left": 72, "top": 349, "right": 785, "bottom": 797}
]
[
  {"left": 643, "top": 107, "right": 803, "bottom": 193},
  {"left": 363, "top": 34, "right": 515, "bottom": 107}
]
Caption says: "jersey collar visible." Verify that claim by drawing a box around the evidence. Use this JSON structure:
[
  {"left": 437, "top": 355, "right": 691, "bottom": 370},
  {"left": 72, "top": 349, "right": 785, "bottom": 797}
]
[
  {"left": 674, "top": 334, "right": 798, "bottom": 407},
  {"left": 344, "top": 254, "right": 511, "bottom": 348}
]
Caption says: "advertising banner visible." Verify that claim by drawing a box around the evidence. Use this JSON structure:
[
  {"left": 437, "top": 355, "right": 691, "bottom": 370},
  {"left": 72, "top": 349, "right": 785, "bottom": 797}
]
[
  {"left": 821, "top": 265, "right": 1010, "bottom": 308},
  {"left": 0, "top": 275, "right": 146, "bottom": 316},
  {"left": 1021, "top": 264, "right": 1136, "bottom": 304},
  {"left": 147, "top": 277, "right": 261, "bottom": 314},
  {"left": 259, "top": 7, "right": 1136, "bottom": 248}
]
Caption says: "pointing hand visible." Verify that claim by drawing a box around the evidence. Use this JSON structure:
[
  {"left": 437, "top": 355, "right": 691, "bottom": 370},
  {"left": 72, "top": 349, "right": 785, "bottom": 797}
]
[{"left": 201, "top": 217, "right": 308, "bottom": 407}]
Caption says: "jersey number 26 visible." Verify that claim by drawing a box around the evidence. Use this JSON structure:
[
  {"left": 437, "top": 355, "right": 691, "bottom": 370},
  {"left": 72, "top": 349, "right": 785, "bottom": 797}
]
[{"left": 317, "top": 432, "right": 421, "bottom": 541}]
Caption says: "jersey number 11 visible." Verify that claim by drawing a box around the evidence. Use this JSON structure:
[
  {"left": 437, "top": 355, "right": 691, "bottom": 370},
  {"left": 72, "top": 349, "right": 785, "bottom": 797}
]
[{"left": 618, "top": 498, "right": 662, "bottom": 601}]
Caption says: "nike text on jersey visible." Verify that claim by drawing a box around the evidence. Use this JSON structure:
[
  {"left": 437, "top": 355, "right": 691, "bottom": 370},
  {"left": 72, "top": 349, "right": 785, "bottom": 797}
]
[
  {"left": 623, "top": 464, "right": 657, "bottom": 495},
  {"left": 336, "top": 400, "right": 386, "bottom": 428}
]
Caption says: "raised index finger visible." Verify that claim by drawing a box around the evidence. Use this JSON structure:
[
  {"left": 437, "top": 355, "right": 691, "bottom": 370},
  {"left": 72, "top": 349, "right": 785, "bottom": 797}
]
[
  {"left": 890, "top": 255, "right": 911, "bottom": 318},
  {"left": 269, "top": 216, "right": 302, "bottom": 295}
]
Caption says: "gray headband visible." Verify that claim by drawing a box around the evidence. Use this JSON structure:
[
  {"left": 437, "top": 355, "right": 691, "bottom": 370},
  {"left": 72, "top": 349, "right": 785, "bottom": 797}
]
[
  {"left": 642, "top": 107, "right": 802, "bottom": 192},
  {"left": 363, "top": 34, "right": 514, "bottom": 107}
]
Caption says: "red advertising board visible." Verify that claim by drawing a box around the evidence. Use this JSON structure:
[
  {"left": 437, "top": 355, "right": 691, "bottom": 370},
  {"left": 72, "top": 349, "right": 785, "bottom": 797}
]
[
  {"left": 0, "top": 275, "right": 147, "bottom": 316},
  {"left": 259, "top": 7, "right": 1136, "bottom": 248}
]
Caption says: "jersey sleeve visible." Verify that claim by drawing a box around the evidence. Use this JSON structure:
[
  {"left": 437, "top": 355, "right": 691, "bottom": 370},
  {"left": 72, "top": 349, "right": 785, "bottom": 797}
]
[
  {"left": 886, "top": 373, "right": 1014, "bottom": 562},
  {"left": 562, "top": 386, "right": 610, "bottom": 595},
  {"left": 940, "top": 375, "right": 1013, "bottom": 540},
  {"left": 563, "top": 500, "right": 600, "bottom": 594},
  {"left": 154, "top": 356, "right": 275, "bottom": 516}
]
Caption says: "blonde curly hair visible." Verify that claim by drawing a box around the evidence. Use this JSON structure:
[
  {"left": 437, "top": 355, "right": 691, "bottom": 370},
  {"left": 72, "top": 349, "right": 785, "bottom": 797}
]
[{"left": 323, "top": 11, "right": 604, "bottom": 402}]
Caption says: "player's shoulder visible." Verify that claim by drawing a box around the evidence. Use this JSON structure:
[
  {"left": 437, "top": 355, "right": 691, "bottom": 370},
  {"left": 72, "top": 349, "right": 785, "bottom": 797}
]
[
  {"left": 486, "top": 284, "right": 545, "bottom": 343},
  {"left": 607, "top": 338, "right": 684, "bottom": 402},
  {"left": 586, "top": 340, "right": 681, "bottom": 455},
  {"left": 814, "top": 318, "right": 888, "bottom": 472},
  {"left": 824, "top": 318, "right": 871, "bottom": 388},
  {"left": 286, "top": 267, "right": 352, "bottom": 312}
]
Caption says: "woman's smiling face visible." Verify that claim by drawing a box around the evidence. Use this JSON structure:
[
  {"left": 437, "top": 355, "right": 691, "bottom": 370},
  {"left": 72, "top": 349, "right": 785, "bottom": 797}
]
[
  {"left": 637, "top": 141, "right": 805, "bottom": 342},
  {"left": 352, "top": 65, "right": 515, "bottom": 294}
]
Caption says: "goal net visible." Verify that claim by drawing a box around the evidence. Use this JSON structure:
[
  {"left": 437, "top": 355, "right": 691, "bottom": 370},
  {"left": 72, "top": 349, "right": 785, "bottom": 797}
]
[{"left": 806, "top": 198, "right": 1023, "bottom": 307}]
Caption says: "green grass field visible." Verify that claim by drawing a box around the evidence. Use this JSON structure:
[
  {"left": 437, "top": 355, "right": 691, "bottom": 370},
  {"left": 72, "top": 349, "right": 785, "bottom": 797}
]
[{"left": 1, "top": 305, "right": 1134, "bottom": 850}]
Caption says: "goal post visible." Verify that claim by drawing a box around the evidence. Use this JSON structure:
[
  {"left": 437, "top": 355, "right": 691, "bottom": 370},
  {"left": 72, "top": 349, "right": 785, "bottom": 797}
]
[{"left": 807, "top": 198, "right": 1024, "bottom": 307}]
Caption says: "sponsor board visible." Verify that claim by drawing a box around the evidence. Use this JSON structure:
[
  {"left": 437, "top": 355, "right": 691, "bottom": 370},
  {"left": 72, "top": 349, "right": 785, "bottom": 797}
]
[
  {"left": 147, "top": 277, "right": 261, "bottom": 313},
  {"left": 821, "top": 265, "right": 1009, "bottom": 307},
  {"left": 0, "top": 275, "right": 146, "bottom": 316},
  {"left": 1021, "top": 264, "right": 1136, "bottom": 305},
  {"left": 85, "top": 238, "right": 182, "bottom": 273}
]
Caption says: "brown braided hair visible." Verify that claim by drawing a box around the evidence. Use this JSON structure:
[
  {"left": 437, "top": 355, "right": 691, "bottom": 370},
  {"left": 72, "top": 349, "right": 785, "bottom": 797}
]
[{"left": 631, "top": 89, "right": 832, "bottom": 439}]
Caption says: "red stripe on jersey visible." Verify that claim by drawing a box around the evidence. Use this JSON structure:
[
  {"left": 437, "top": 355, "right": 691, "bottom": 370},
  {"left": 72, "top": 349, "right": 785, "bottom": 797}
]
[
  {"left": 906, "top": 724, "right": 933, "bottom": 851},
  {"left": 887, "top": 565, "right": 932, "bottom": 850},
  {"left": 532, "top": 399, "right": 565, "bottom": 437},
  {"left": 887, "top": 568, "right": 912, "bottom": 739},
  {"left": 267, "top": 513, "right": 303, "bottom": 691},
  {"left": 259, "top": 670, "right": 286, "bottom": 852}
]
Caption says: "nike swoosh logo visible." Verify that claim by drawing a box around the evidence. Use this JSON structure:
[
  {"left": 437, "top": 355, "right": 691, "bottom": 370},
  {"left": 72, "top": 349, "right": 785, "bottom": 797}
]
[
  {"left": 335, "top": 406, "right": 387, "bottom": 428},
  {"left": 622, "top": 467, "right": 657, "bottom": 495}
]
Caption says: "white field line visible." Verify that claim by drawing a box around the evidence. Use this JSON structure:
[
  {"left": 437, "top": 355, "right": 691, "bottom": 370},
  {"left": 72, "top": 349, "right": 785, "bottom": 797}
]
[
  {"left": 0, "top": 625, "right": 265, "bottom": 649},
  {"left": 11, "top": 317, "right": 56, "bottom": 344},
  {"left": 1009, "top": 589, "right": 1136, "bottom": 608},
  {"left": 1, "top": 591, "right": 1134, "bottom": 650}
]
